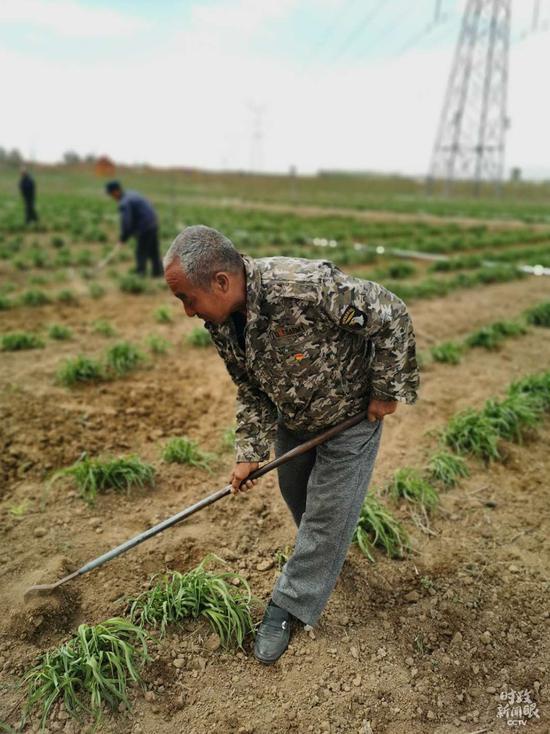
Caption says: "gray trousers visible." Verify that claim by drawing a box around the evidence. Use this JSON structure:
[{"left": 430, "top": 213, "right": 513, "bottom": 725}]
[{"left": 271, "top": 417, "right": 382, "bottom": 627}]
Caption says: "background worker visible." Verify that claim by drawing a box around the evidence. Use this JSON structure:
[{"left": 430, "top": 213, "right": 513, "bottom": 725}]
[
  {"left": 19, "top": 168, "right": 38, "bottom": 225},
  {"left": 105, "top": 180, "right": 163, "bottom": 277},
  {"left": 163, "top": 225, "right": 419, "bottom": 665}
]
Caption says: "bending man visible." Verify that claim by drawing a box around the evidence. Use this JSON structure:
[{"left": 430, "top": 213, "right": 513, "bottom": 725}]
[{"left": 164, "top": 225, "right": 419, "bottom": 664}]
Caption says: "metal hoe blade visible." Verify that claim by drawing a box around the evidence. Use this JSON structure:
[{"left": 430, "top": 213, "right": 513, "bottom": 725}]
[{"left": 25, "top": 570, "right": 81, "bottom": 599}]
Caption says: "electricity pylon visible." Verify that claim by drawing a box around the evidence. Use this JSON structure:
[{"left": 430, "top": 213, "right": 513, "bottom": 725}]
[{"left": 428, "top": 0, "right": 511, "bottom": 194}]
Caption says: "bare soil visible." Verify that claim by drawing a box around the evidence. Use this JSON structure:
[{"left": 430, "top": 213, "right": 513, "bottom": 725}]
[{"left": 0, "top": 274, "right": 548, "bottom": 734}]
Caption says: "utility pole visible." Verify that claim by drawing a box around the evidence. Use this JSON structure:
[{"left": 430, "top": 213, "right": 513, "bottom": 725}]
[
  {"left": 248, "top": 101, "right": 265, "bottom": 174},
  {"left": 428, "top": 0, "right": 511, "bottom": 196},
  {"left": 288, "top": 164, "right": 298, "bottom": 204}
]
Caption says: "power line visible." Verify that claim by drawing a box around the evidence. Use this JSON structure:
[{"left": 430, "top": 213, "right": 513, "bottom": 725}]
[
  {"left": 352, "top": 1, "right": 419, "bottom": 61},
  {"left": 325, "top": 0, "right": 391, "bottom": 65},
  {"left": 394, "top": 8, "right": 455, "bottom": 58},
  {"left": 300, "top": 0, "right": 458, "bottom": 99},
  {"left": 301, "top": 0, "right": 362, "bottom": 73},
  {"left": 303, "top": 0, "right": 458, "bottom": 72}
]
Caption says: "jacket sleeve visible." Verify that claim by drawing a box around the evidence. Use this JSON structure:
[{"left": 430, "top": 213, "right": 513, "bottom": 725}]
[
  {"left": 119, "top": 201, "right": 133, "bottom": 242},
  {"left": 208, "top": 330, "right": 277, "bottom": 462},
  {"left": 319, "top": 267, "right": 419, "bottom": 404},
  {"left": 231, "top": 364, "right": 278, "bottom": 462}
]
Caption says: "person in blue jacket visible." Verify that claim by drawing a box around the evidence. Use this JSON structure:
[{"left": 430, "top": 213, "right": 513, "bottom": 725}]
[{"left": 105, "top": 181, "right": 163, "bottom": 277}]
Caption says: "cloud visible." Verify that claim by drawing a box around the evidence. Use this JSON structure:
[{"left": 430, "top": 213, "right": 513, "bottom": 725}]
[{"left": 0, "top": 0, "right": 147, "bottom": 39}]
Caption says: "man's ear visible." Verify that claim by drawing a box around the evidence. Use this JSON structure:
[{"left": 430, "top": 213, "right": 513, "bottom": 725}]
[{"left": 213, "top": 272, "right": 230, "bottom": 293}]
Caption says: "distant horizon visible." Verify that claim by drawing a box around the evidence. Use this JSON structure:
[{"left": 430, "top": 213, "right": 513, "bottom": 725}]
[{"left": 9, "top": 158, "right": 550, "bottom": 185}]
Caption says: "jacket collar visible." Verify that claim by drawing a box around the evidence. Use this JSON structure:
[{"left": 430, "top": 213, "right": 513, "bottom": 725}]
[{"left": 242, "top": 255, "right": 263, "bottom": 325}]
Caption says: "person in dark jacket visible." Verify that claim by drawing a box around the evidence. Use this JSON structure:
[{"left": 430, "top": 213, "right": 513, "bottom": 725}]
[
  {"left": 105, "top": 181, "right": 163, "bottom": 277},
  {"left": 19, "top": 168, "right": 39, "bottom": 225}
]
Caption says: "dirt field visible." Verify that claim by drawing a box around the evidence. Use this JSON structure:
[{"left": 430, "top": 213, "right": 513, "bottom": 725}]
[{"left": 1, "top": 253, "right": 549, "bottom": 733}]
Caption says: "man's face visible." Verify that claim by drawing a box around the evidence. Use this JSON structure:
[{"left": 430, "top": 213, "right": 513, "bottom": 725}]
[
  {"left": 165, "top": 262, "right": 233, "bottom": 324},
  {"left": 108, "top": 189, "right": 121, "bottom": 202}
]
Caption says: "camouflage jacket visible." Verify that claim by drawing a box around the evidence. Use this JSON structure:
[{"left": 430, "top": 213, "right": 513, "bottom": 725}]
[{"left": 206, "top": 256, "right": 419, "bottom": 462}]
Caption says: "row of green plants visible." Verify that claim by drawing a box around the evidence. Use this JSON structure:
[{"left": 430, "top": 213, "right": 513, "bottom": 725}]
[
  {"left": 0, "top": 258, "right": 540, "bottom": 325},
  {"left": 1, "top": 324, "right": 80, "bottom": 350},
  {"left": 51, "top": 455, "right": 156, "bottom": 504},
  {"left": 0, "top": 274, "right": 158, "bottom": 310},
  {"left": 442, "top": 370, "right": 550, "bottom": 463},
  {"left": 0, "top": 278, "right": 107, "bottom": 304},
  {"left": 354, "top": 446, "right": 470, "bottom": 560},
  {"left": 379, "top": 263, "right": 526, "bottom": 303},
  {"left": 0, "top": 287, "right": 81, "bottom": 310},
  {"left": 170, "top": 199, "right": 550, "bottom": 265},
  {"left": 1, "top": 331, "right": 45, "bottom": 351},
  {"left": 357, "top": 368, "right": 550, "bottom": 557},
  {"left": 0, "top": 262, "right": 531, "bottom": 322},
  {"left": 428, "top": 242, "right": 550, "bottom": 272},
  {"left": 57, "top": 342, "right": 145, "bottom": 386},
  {"left": 1, "top": 327, "right": 208, "bottom": 360},
  {"left": 1, "top": 322, "right": 162, "bottom": 351},
  {"left": 4, "top": 227, "right": 142, "bottom": 258},
  {"left": 151, "top": 199, "right": 550, "bottom": 253},
  {"left": 9, "top": 246, "right": 118, "bottom": 271},
  {"left": 50, "top": 434, "right": 220, "bottom": 503},
  {"left": 6, "top": 228, "right": 550, "bottom": 277},
  {"left": 426, "top": 302, "right": 550, "bottom": 365},
  {"left": 52, "top": 329, "right": 210, "bottom": 386},
  {"left": 0, "top": 304, "right": 178, "bottom": 351}
]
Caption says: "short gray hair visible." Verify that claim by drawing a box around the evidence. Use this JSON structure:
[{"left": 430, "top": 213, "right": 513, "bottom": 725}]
[{"left": 163, "top": 225, "right": 243, "bottom": 288}]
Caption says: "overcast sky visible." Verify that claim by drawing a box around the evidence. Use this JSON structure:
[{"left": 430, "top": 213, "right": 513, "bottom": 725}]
[{"left": 0, "top": 0, "right": 548, "bottom": 176}]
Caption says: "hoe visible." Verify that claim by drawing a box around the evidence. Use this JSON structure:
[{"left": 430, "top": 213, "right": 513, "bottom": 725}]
[{"left": 24, "top": 410, "right": 368, "bottom": 600}]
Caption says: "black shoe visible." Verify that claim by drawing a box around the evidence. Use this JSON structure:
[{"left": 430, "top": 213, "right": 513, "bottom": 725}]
[{"left": 254, "top": 601, "right": 291, "bottom": 665}]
